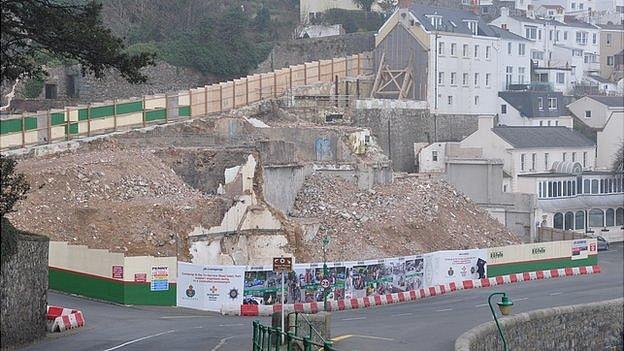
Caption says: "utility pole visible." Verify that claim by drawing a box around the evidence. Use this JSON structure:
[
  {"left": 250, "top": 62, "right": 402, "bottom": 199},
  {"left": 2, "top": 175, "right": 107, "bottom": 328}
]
[{"left": 434, "top": 21, "right": 441, "bottom": 142}]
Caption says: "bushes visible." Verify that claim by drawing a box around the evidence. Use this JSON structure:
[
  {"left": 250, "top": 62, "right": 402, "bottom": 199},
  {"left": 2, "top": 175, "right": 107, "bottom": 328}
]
[{"left": 320, "top": 9, "right": 385, "bottom": 33}]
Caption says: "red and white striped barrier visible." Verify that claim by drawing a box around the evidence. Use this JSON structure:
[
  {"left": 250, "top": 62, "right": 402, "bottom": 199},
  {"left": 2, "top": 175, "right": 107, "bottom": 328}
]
[
  {"left": 227, "top": 265, "right": 601, "bottom": 316},
  {"left": 46, "top": 305, "right": 85, "bottom": 332}
]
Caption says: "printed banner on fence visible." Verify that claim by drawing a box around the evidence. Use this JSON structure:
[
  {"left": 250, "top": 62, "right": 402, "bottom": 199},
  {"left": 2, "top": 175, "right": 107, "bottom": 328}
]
[
  {"left": 151, "top": 266, "right": 169, "bottom": 291},
  {"left": 571, "top": 239, "right": 589, "bottom": 260},
  {"left": 424, "top": 249, "right": 487, "bottom": 287},
  {"left": 177, "top": 262, "right": 245, "bottom": 312}
]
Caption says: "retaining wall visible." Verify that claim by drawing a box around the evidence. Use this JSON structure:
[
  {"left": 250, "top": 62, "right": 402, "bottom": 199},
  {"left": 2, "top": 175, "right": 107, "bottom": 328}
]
[{"left": 455, "top": 298, "right": 624, "bottom": 351}]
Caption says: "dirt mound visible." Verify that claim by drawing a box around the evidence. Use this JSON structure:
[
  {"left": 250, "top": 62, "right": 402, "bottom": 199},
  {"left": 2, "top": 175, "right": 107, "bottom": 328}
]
[{"left": 292, "top": 173, "right": 520, "bottom": 262}]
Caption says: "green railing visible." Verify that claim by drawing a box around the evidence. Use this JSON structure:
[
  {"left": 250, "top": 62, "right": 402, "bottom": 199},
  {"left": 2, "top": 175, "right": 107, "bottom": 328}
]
[{"left": 252, "top": 316, "right": 338, "bottom": 351}]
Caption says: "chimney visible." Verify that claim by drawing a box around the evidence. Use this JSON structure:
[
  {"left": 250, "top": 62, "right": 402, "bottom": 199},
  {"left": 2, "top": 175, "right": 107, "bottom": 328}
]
[
  {"left": 478, "top": 115, "right": 495, "bottom": 130},
  {"left": 399, "top": 0, "right": 412, "bottom": 9},
  {"left": 500, "top": 7, "right": 509, "bottom": 17}
]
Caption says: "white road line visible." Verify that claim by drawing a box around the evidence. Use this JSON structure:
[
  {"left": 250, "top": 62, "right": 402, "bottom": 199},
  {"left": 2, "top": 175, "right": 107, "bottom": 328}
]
[
  {"left": 102, "top": 330, "right": 176, "bottom": 351},
  {"left": 514, "top": 297, "right": 529, "bottom": 302},
  {"left": 436, "top": 308, "right": 453, "bottom": 312},
  {"left": 342, "top": 317, "right": 367, "bottom": 321},
  {"left": 475, "top": 303, "right": 489, "bottom": 308},
  {"left": 210, "top": 336, "right": 236, "bottom": 351},
  {"left": 160, "top": 315, "right": 210, "bottom": 319},
  {"left": 549, "top": 292, "right": 563, "bottom": 296},
  {"left": 394, "top": 312, "right": 413, "bottom": 316},
  {"left": 218, "top": 323, "right": 244, "bottom": 327}
]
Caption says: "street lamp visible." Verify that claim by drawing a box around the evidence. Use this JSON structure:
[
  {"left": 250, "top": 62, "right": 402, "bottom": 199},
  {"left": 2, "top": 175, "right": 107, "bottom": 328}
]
[
  {"left": 322, "top": 235, "right": 330, "bottom": 311},
  {"left": 488, "top": 292, "right": 514, "bottom": 351}
]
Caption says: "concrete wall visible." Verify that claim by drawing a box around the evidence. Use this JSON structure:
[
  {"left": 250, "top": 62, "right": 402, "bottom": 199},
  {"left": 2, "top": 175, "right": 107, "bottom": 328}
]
[
  {"left": 1, "top": 233, "right": 49, "bottom": 349},
  {"left": 254, "top": 32, "right": 375, "bottom": 73},
  {"left": 263, "top": 164, "right": 309, "bottom": 215},
  {"left": 455, "top": 298, "right": 624, "bottom": 351}
]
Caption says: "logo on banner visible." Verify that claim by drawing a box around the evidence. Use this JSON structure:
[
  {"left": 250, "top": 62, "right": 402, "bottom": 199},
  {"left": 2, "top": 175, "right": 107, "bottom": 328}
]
[
  {"left": 532, "top": 247, "right": 546, "bottom": 255},
  {"left": 229, "top": 288, "right": 239, "bottom": 299},
  {"left": 210, "top": 286, "right": 218, "bottom": 294},
  {"left": 490, "top": 251, "right": 503, "bottom": 259},
  {"left": 186, "top": 285, "right": 196, "bottom": 298},
  {"left": 447, "top": 267, "right": 454, "bottom": 277}
]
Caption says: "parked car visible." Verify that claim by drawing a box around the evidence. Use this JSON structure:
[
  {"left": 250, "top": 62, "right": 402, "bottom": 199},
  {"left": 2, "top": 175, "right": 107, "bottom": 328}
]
[{"left": 596, "top": 236, "right": 609, "bottom": 251}]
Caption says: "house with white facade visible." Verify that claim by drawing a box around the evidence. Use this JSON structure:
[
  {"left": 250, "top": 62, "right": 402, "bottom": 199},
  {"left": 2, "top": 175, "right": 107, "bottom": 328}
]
[
  {"left": 567, "top": 95, "right": 624, "bottom": 169},
  {"left": 372, "top": 3, "right": 503, "bottom": 115},
  {"left": 490, "top": 7, "right": 601, "bottom": 86},
  {"left": 498, "top": 87, "right": 574, "bottom": 126},
  {"left": 488, "top": 25, "right": 535, "bottom": 90}
]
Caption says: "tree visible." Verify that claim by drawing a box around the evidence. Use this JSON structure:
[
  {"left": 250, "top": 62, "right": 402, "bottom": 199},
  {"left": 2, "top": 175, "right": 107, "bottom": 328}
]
[
  {"left": 352, "top": 0, "right": 375, "bottom": 12},
  {"left": 1, "top": 0, "right": 155, "bottom": 84},
  {"left": 613, "top": 142, "right": 624, "bottom": 173},
  {"left": 0, "top": 155, "right": 29, "bottom": 218}
]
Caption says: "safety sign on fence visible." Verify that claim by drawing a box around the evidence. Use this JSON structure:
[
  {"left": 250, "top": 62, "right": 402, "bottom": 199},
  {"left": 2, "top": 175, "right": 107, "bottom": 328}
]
[{"left": 150, "top": 266, "right": 170, "bottom": 291}]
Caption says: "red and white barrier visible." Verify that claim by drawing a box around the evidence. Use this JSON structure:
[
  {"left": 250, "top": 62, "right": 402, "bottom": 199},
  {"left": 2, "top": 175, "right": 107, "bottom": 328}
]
[
  {"left": 46, "top": 305, "right": 85, "bottom": 332},
  {"left": 228, "top": 265, "right": 601, "bottom": 316}
]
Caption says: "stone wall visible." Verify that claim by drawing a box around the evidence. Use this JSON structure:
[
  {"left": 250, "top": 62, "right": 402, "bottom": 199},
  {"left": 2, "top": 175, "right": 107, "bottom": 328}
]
[
  {"left": 455, "top": 298, "right": 624, "bottom": 351},
  {"left": 254, "top": 32, "right": 375, "bottom": 73},
  {"left": 0, "top": 229, "right": 49, "bottom": 349}
]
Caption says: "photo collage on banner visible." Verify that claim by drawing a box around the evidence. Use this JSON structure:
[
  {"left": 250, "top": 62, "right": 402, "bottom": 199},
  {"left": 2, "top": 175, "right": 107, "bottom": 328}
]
[{"left": 243, "top": 256, "right": 424, "bottom": 305}]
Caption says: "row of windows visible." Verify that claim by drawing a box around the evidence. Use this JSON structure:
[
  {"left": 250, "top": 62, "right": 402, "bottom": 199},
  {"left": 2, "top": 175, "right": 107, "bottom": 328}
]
[
  {"left": 506, "top": 42, "right": 526, "bottom": 56},
  {"left": 538, "top": 177, "right": 624, "bottom": 199},
  {"left": 524, "top": 25, "right": 597, "bottom": 46},
  {"left": 438, "top": 72, "right": 491, "bottom": 87},
  {"left": 504, "top": 66, "right": 527, "bottom": 87},
  {"left": 520, "top": 151, "right": 587, "bottom": 172},
  {"left": 445, "top": 95, "right": 481, "bottom": 105},
  {"left": 438, "top": 42, "right": 491, "bottom": 59},
  {"left": 553, "top": 208, "right": 624, "bottom": 230}
]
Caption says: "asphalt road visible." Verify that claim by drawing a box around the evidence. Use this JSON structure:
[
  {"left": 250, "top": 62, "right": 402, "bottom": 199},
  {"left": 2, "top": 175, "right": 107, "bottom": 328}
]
[{"left": 22, "top": 243, "right": 623, "bottom": 351}]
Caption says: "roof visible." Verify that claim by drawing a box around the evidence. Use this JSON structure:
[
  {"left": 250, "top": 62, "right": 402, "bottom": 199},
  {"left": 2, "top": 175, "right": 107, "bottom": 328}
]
[
  {"left": 586, "top": 95, "right": 624, "bottom": 107},
  {"left": 504, "top": 14, "right": 597, "bottom": 29},
  {"left": 598, "top": 23, "right": 623, "bottom": 30},
  {"left": 587, "top": 75, "right": 613, "bottom": 84},
  {"left": 407, "top": 4, "right": 497, "bottom": 37},
  {"left": 539, "top": 5, "right": 564, "bottom": 9},
  {"left": 492, "top": 126, "right": 595, "bottom": 148},
  {"left": 498, "top": 91, "right": 564, "bottom": 118},
  {"left": 488, "top": 25, "right": 529, "bottom": 41}
]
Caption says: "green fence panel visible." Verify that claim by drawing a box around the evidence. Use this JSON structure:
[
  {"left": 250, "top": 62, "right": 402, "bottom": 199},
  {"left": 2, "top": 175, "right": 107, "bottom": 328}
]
[
  {"left": 25, "top": 117, "right": 38, "bottom": 131},
  {"left": 145, "top": 109, "right": 166, "bottom": 122},
  {"left": 487, "top": 255, "right": 598, "bottom": 277},
  {"left": 49, "top": 268, "right": 125, "bottom": 304},
  {"left": 91, "top": 105, "right": 115, "bottom": 119},
  {"left": 178, "top": 106, "right": 191, "bottom": 117},
  {"left": 66, "top": 123, "right": 79, "bottom": 135},
  {"left": 116, "top": 101, "right": 143, "bottom": 115},
  {"left": 78, "top": 109, "right": 89, "bottom": 121},
  {"left": 51, "top": 112, "right": 65, "bottom": 125},
  {"left": 0, "top": 119, "right": 23, "bottom": 134},
  {"left": 124, "top": 283, "right": 177, "bottom": 305}
]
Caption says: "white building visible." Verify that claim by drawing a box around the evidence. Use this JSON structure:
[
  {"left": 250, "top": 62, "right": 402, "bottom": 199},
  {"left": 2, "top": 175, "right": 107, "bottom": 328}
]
[
  {"left": 488, "top": 25, "right": 535, "bottom": 90},
  {"left": 567, "top": 95, "right": 624, "bottom": 170},
  {"left": 498, "top": 88, "right": 575, "bottom": 126}
]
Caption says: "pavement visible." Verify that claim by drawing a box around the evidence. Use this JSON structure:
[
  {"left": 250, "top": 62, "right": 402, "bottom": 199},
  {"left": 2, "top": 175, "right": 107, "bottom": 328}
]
[{"left": 21, "top": 243, "right": 623, "bottom": 351}]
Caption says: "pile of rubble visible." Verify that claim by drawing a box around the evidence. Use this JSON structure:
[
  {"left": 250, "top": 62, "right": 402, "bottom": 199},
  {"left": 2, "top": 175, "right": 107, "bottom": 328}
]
[
  {"left": 8, "top": 142, "right": 227, "bottom": 259},
  {"left": 292, "top": 173, "right": 520, "bottom": 262}
]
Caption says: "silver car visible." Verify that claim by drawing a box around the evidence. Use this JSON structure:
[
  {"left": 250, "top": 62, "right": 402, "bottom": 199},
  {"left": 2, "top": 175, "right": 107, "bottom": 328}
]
[{"left": 596, "top": 236, "right": 609, "bottom": 251}]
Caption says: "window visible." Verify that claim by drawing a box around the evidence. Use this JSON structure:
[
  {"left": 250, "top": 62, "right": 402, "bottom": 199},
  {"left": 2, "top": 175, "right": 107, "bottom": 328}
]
[
  {"left": 616, "top": 208, "right": 624, "bottom": 226},
  {"left": 474, "top": 96, "right": 479, "bottom": 105},
  {"left": 438, "top": 42, "right": 445, "bottom": 55},
  {"left": 463, "top": 73, "right": 469, "bottom": 86},
  {"left": 540, "top": 121, "right": 544, "bottom": 126},
  {"left": 554, "top": 213, "right": 564, "bottom": 229},
  {"left": 572, "top": 152, "right": 576, "bottom": 162},
  {"left": 591, "top": 179, "right": 599, "bottom": 194},
  {"left": 549, "top": 30, "right": 553, "bottom": 41},
  {"left": 589, "top": 209, "right": 604, "bottom": 227},
  {"left": 592, "top": 33, "right": 597, "bottom": 44},
  {"left": 518, "top": 43, "right": 526, "bottom": 56},
  {"left": 430, "top": 15, "right": 442, "bottom": 28},
  {"left": 450, "top": 72, "right": 457, "bottom": 85},
  {"left": 474, "top": 45, "right": 479, "bottom": 58},
  {"left": 606, "top": 208, "right": 615, "bottom": 226},
  {"left": 563, "top": 152, "right": 567, "bottom": 162},
  {"left": 531, "top": 153, "right": 536, "bottom": 170},
  {"left": 474, "top": 73, "right": 479, "bottom": 86},
  {"left": 505, "top": 66, "right": 513, "bottom": 88},
  {"left": 485, "top": 73, "right": 491, "bottom": 87},
  {"left": 507, "top": 42, "right": 512, "bottom": 54},
  {"left": 538, "top": 97, "right": 543, "bottom": 110},
  {"left": 447, "top": 96, "right": 453, "bottom": 105},
  {"left": 518, "top": 67, "right": 526, "bottom": 84},
  {"left": 532, "top": 51, "right": 544, "bottom": 60},
  {"left": 584, "top": 179, "right": 590, "bottom": 194},
  {"left": 548, "top": 97, "right": 557, "bottom": 109},
  {"left": 451, "top": 43, "right": 457, "bottom": 55},
  {"left": 607, "top": 56, "right": 614, "bottom": 66},
  {"left": 438, "top": 72, "right": 445, "bottom": 85},
  {"left": 525, "top": 26, "right": 537, "bottom": 39},
  {"left": 465, "top": 20, "right": 478, "bottom": 35},
  {"left": 544, "top": 153, "right": 549, "bottom": 169},
  {"left": 501, "top": 104, "right": 507, "bottom": 114},
  {"left": 547, "top": 120, "right": 552, "bottom": 126},
  {"left": 575, "top": 211, "right": 585, "bottom": 230},
  {"left": 521, "top": 153, "right": 526, "bottom": 171},
  {"left": 606, "top": 33, "right": 612, "bottom": 46},
  {"left": 432, "top": 150, "right": 438, "bottom": 161},
  {"left": 486, "top": 46, "right": 491, "bottom": 59},
  {"left": 557, "top": 72, "right": 565, "bottom": 84},
  {"left": 463, "top": 44, "right": 469, "bottom": 57},
  {"left": 565, "top": 212, "right": 574, "bottom": 230},
  {"left": 44, "top": 84, "right": 57, "bottom": 99},
  {"left": 583, "top": 152, "right": 587, "bottom": 167},
  {"left": 571, "top": 2, "right": 576, "bottom": 9},
  {"left": 585, "top": 110, "right": 592, "bottom": 118},
  {"left": 538, "top": 30, "right": 542, "bottom": 40},
  {"left": 564, "top": 31, "right": 568, "bottom": 40},
  {"left": 548, "top": 181, "right": 553, "bottom": 197},
  {"left": 576, "top": 31, "right": 587, "bottom": 45},
  {"left": 556, "top": 30, "right": 560, "bottom": 41}
]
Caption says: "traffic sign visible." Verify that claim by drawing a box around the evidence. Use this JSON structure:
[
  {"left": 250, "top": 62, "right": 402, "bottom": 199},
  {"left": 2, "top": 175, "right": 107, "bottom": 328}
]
[
  {"left": 320, "top": 278, "right": 330, "bottom": 289},
  {"left": 272, "top": 257, "right": 293, "bottom": 272}
]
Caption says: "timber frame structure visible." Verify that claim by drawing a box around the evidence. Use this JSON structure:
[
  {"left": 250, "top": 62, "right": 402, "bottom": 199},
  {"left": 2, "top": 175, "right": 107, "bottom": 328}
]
[{"left": 370, "top": 52, "right": 415, "bottom": 100}]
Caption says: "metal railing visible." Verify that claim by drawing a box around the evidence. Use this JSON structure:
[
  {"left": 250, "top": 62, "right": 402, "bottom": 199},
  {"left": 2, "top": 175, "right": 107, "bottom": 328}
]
[{"left": 252, "top": 314, "right": 338, "bottom": 351}]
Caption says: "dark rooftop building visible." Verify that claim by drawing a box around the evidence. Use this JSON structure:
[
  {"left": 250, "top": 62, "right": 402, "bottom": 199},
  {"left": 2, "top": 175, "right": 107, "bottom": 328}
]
[
  {"left": 499, "top": 90, "right": 565, "bottom": 118},
  {"left": 492, "top": 126, "right": 596, "bottom": 148}
]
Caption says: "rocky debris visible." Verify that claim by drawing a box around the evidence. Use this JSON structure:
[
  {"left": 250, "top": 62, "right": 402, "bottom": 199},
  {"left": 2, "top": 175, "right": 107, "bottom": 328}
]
[{"left": 292, "top": 173, "right": 520, "bottom": 262}]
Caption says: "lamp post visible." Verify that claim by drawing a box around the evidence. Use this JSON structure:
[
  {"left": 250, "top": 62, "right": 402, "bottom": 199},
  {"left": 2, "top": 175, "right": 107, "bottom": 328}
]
[
  {"left": 488, "top": 292, "right": 514, "bottom": 351},
  {"left": 322, "top": 235, "right": 330, "bottom": 311}
]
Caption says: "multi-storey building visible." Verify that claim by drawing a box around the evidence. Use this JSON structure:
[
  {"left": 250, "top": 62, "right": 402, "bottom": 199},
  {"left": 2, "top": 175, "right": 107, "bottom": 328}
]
[
  {"left": 498, "top": 86, "right": 574, "bottom": 126},
  {"left": 488, "top": 25, "right": 535, "bottom": 90},
  {"left": 598, "top": 23, "right": 624, "bottom": 81}
]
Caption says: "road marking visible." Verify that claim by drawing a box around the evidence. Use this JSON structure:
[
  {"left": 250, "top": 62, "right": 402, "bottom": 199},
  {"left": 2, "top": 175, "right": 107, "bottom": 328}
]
[
  {"left": 331, "top": 335, "right": 353, "bottom": 342},
  {"left": 475, "top": 303, "right": 488, "bottom": 308},
  {"left": 549, "top": 292, "right": 563, "bottom": 296},
  {"left": 394, "top": 312, "right": 413, "bottom": 316},
  {"left": 515, "top": 297, "right": 528, "bottom": 302},
  {"left": 435, "top": 308, "right": 453, "bottom": 312},
  {"left": 218, "top": 323, "right": 244, "bottom": 327},
  {"left": 210, "top": 336, "right": 236, "bottom": 351},
  {"left": 341, "top": 317, "right": 367, "bottom": 321},
  {"left": 160, "top": 315, "right": 210, "bottom": 319},
  {"left": 352, "top": 335, "right": 394, "bottom": 341},
  {"left": 102, "top": 330, "right": 176, "bottom": 351}
]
